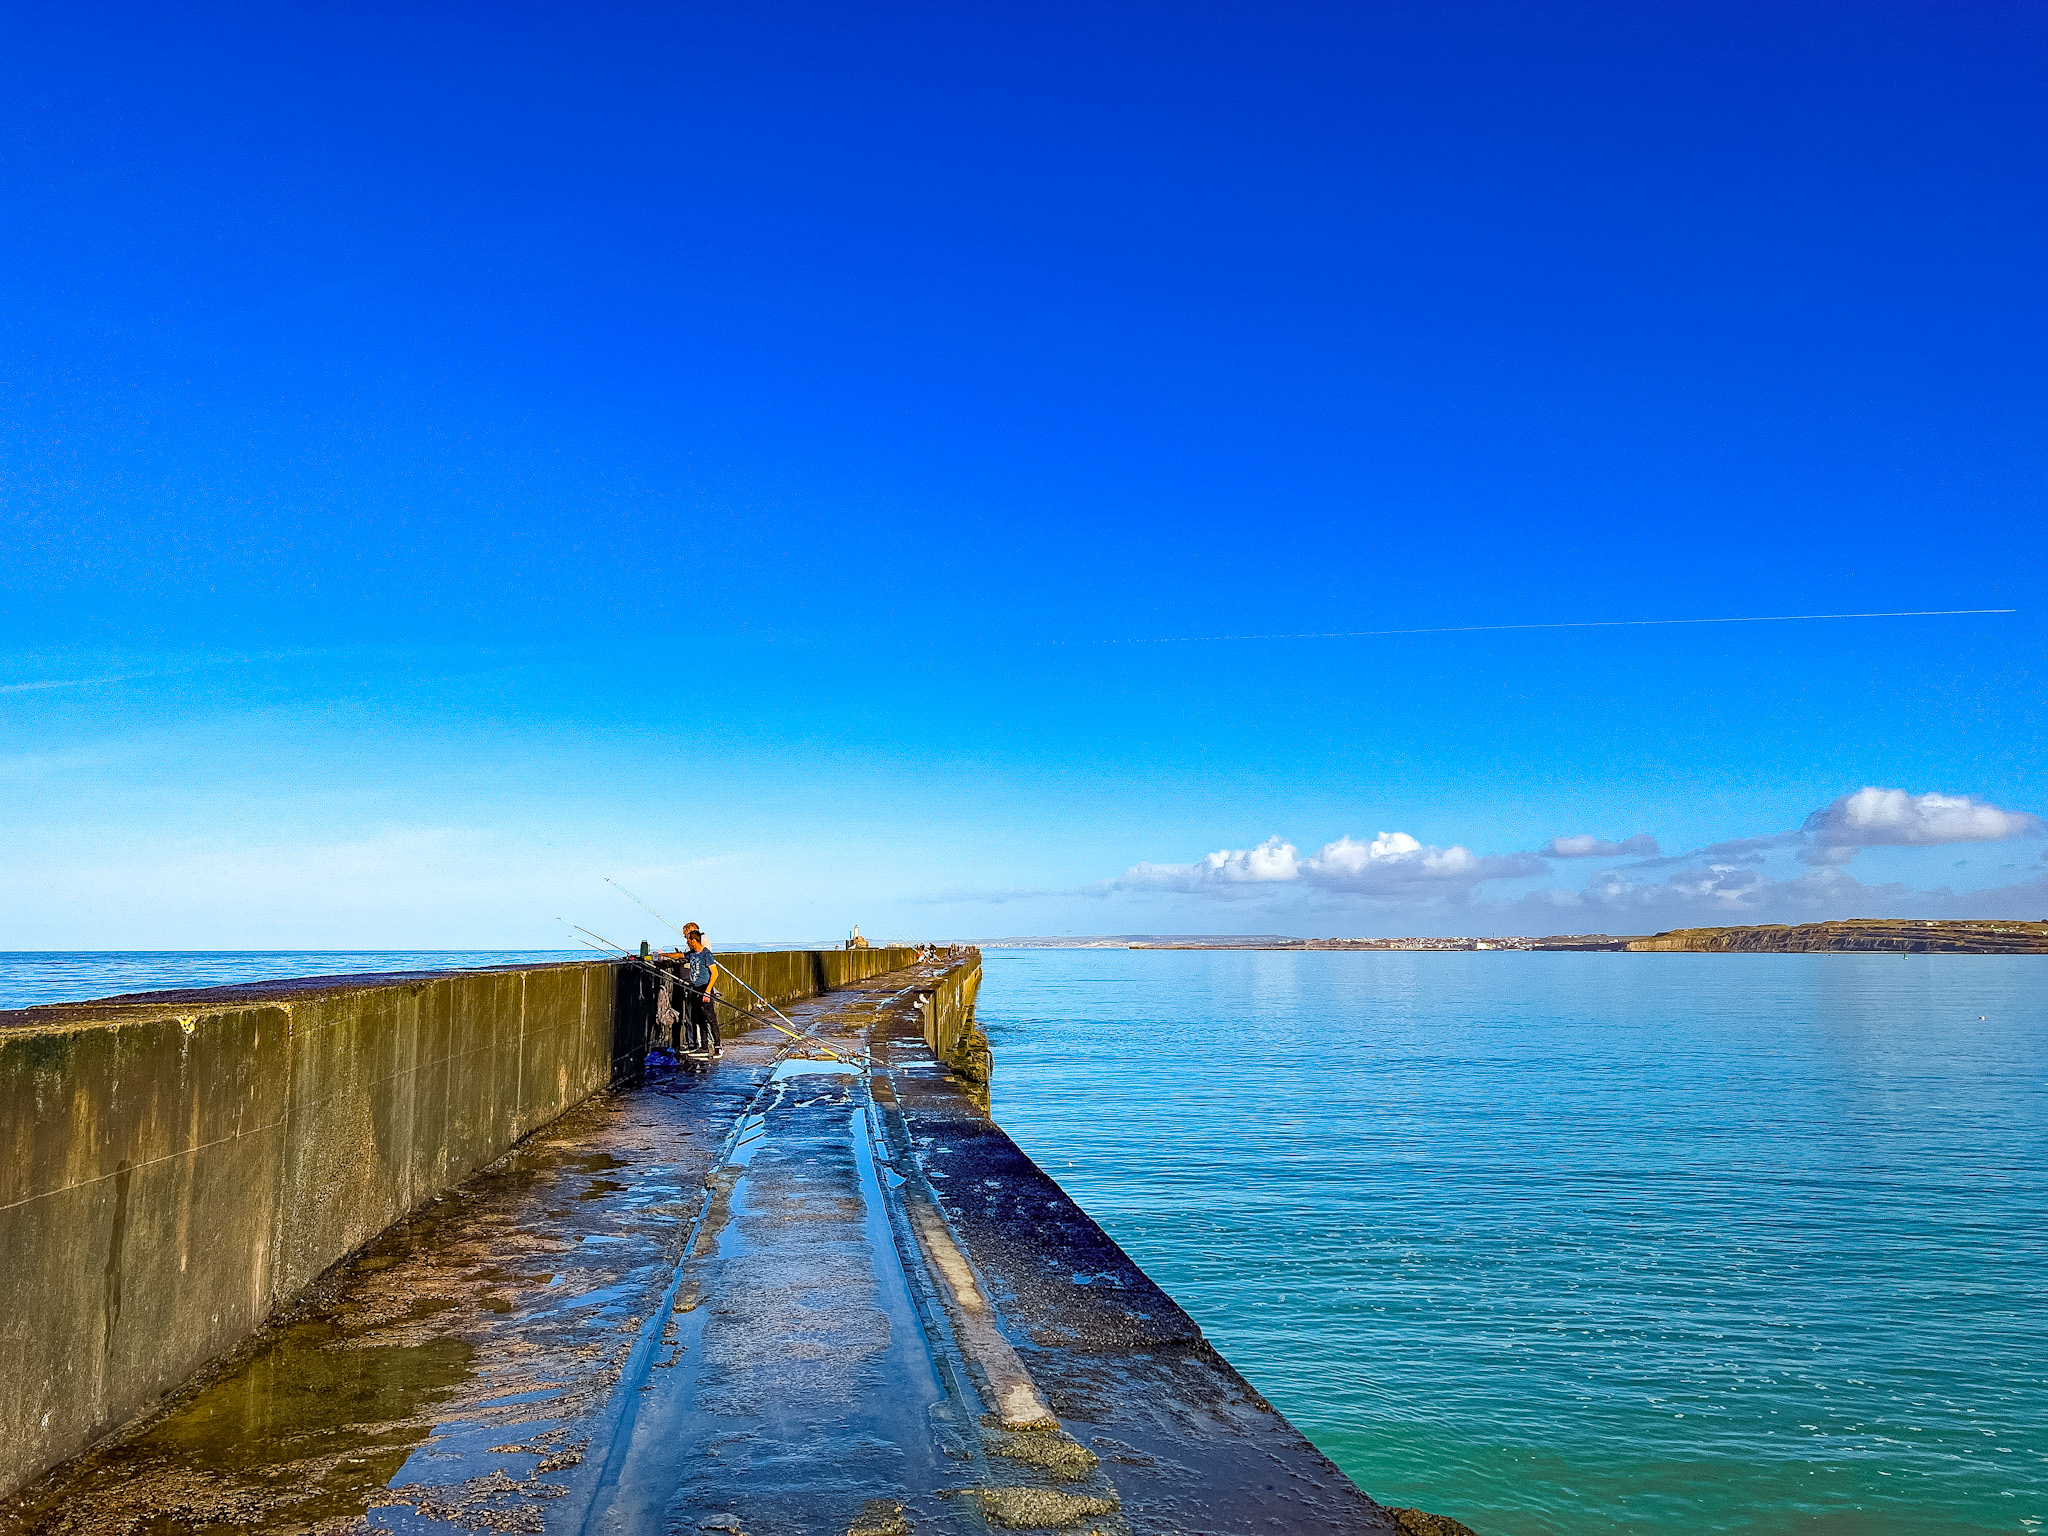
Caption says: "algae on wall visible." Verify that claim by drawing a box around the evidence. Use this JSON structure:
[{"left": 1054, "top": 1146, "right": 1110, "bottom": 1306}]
[
  {"left": 919, "top": 952, "right": 990, "bottom": 1102},
  {"left": 0, "top": 960, "right": 623, "bottom": 1501},
  {"left": 0, "top": 946, "right": 920, "bottom": 1502}
]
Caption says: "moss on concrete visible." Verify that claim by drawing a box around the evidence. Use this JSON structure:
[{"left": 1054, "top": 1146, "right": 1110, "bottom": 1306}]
[
  {"left": 1390, "top": 1508, "right": 1481, "bottom": 1536},
  {"left": 983, "top": 1425, "right": 1100, "bottom": 1481},
  {"left": 972, "top": 1485, "right": 1119, "bottom": 1529},
  {"left": 0, "top": 949, "right": 923, "bottom": 1503},
  {"left": 845, "top": 1497, "right": 911, "bottom": 1536}
]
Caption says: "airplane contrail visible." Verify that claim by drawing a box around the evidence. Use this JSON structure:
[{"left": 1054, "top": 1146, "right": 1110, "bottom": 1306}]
[{"left": 1054, "top": 608, "right": 2017, "bottom": 646}]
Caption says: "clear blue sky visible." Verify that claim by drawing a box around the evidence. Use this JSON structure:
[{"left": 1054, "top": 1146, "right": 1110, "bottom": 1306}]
[{"left": 3, "top": 0, "right": 2042, "bottom": 946}]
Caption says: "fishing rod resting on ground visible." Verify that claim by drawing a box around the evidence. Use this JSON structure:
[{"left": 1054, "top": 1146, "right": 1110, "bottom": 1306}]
[
  {"left": 603, "top": 878, "right": 824, "bottom": 1043},
  {"left": 558, "top": 920, "right": 861, "bottom": 1064},
  {"left": 564, "top": 936, "right": 802, "bottom": 1041},
  {"left": 562, "top": 925, "right": 849, "bottom": 1059}
]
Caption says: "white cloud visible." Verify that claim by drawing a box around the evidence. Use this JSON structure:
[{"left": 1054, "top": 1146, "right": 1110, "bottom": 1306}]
[
  {"left": 911, "top": 883, "right": 1084, "bottom": 906},
  {"left": 1502, "top": 859, "right": 2048, "bottom": 931},
  {"left": 1110, "top": 831, "right": 1544, "bottom": 902},
  {"left": 1607, "top": 863, "right": 1770, "bottom": 911},
  {"left": 1303, "top": 833, "right": 1546, "bottom": 895},
  {"left": 0, "top": 676, "right": 115, "bottom": 693},
  {"left": 1115, "top": 835, "right": 1304, "bottom": 891},
  {"left": 1093, "top": 787, "right": 2048, "bottom": 931},
  {"left": 1540, "top": 833, "right": 1661, "bottom": 859},
  {"left": 1800, "top": 788, "right": 2042, "bottom": 864},
  {"left": 1541, "top": 862, "right": 1900, "bottom": 921}
]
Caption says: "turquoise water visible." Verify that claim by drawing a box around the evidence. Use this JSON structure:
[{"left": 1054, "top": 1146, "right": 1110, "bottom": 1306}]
[
  {"left": 978, "top": 949, "right": 2047, "bottom": 1536},
  {"left": 9, "top": 947, "right": 2040, "bottom": 1532},
  {"left": 0, "top": 951, "right": 584, "bottom": 1010},
  {"left": 0, "top": 945, "right": 841, "bottom": 1011}
]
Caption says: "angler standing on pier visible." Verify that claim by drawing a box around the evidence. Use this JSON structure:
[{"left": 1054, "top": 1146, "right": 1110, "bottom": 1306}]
[{"left": 680, "top": 923, "right": 721, "bottom": 1060}]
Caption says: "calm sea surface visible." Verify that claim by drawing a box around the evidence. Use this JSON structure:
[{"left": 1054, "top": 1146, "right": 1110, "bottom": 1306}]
[
  {"left": 6, "top": 948, "right": 2041, "bottom": 1533},
  {"left": 0, "top": 951, "right": 585, "bottom": 1009},
  {"left": 0, "top": 946, "right": 836, "bottom": 1010},
  {"left": 979, "top": 949, "right": 2047, "bottom": 1536}
]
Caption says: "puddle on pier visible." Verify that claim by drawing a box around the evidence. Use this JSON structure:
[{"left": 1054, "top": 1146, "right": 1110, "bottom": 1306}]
[
  {"left": 0, "top": 1317, "right": 473, "bottom": 1536},
  {"left": 586, "top": 1057, "right": 963, "bottom": 1536},
  {"left": 0, "top": 1052, "right": 773, "bottom": 1536},
  {"left": 0, "top": 972, "right": 981, "bottom": 1536},
  {"left": 769, "top": 1056, "right": 862, "bottom": 1080}
]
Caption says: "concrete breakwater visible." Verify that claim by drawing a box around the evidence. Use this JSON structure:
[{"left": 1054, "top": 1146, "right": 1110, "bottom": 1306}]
[
  {"left": 0, "top": 946, "right": 922, "bottom": 1499},
  {"left": 0, "top": 949, "right": 1450, "bottom": 1535}
]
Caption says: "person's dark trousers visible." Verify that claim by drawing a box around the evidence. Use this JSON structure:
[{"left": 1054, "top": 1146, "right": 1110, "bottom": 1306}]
[{"left": 684, "top": 992, "right": 719, "bottom": 1055}]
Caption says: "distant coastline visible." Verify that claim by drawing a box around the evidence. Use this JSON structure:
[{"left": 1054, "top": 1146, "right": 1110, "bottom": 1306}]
[{"left": 977, "top": 919, "right": 2048, "bottom": 955}]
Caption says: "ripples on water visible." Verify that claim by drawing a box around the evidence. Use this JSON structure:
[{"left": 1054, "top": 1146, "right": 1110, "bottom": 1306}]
[
  {"left": 979, "top": 949, "right": 2047, "bottom": 1536},
  {"left": 7, "top": 947, "right": 2039, "bottom": 1532},
  {"left": 0, "top": 951, "right": 582, "bottom": 1010}
]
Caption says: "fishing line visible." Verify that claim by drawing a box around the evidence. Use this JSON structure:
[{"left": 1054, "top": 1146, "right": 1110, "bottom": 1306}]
[
  {"left": 605, "top": 877, "right": 692, "bottom": 946},
  {"left": 566, "top": 925, "right": 815, "bottom": 1049},
  {"left": 1051, "top": 607, "right": 2017, "bottom": 647},
  {"left": 604, "top": 876, "right": 824, "bottom": 1044},
  {"left": 559, "top": 917, "right": 858, "bottom": 1063}
]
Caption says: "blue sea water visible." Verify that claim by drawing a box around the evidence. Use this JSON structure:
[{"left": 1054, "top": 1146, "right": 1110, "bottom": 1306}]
[
  {"left": 7, "top": 947, "right": 2040, "bottom": 1533},
  {"left": 0, "top": 951, "right": 585, "bottom": 1010},
  {"left": 979, "top": 948, "right": 2047, "bottom": 1536},
  {"left": 0, "top": 945, "right": 831, "bottom": 1010}
]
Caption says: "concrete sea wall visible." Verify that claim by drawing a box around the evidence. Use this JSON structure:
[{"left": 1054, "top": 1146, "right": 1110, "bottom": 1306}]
[
  {"left": 915, "top": 950, "right": 988, "bottom": 1085},
  {"left": 0, "top": 946, "right": 914, "bottom": 1500}
]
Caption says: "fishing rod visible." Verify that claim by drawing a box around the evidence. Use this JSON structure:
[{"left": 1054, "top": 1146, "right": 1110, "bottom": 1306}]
[
  {"left": 708, "top": 988, "right": 855, "bottom": 1056},
  {"left": 561, "top": 929, "right": 672, "bottom": 983},
  {"left": 713, "top": 989, "right": 860, "bottom": 1063},
  {"left": 603, "top": 877, "right": 822, "bottom": 1045},
  {"left": 560, "top": 919, "right": 856, "bottom": 1063},
  {"left": 561, "top": 926, "right": 695, "bottom": 997},
  {"left": 565, "top": 924, "right": 821, "bottom": 1051},
  {"left": 605, "top": 877, "right": 692, "bottom": 946},
  {"left": 571, "top": 943, "right": 842, "bottom": 1054},
  {"left": 565, "top": 933, "right": 793, "bottom": 1037},
  {"left": 567, "top": 920, "right": 643, "bottom": 958}
]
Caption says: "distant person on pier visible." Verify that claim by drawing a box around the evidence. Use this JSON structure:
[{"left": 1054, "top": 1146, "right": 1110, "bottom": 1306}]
[{"left": 680, "top": 924, "right": 721, "bottom": 1060}]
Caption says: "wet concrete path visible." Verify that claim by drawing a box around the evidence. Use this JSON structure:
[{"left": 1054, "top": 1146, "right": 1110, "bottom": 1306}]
[
  {"left": 1, "top": 963, "right": 1399, "bottom": 1536},
  {"left": 581, "top": 1055, "right": 954, "bottom": 1536}
]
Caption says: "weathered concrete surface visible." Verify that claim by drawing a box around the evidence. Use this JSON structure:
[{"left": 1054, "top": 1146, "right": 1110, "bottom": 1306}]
[
  {"left": 872, "top": 997, "right": 1391, "bottom": 1532},
  {"left": 1, "top": 956, "right": 1422, "bottom": 1535},
  {"left": 0, "top": 949, "right": 915, "bottom": 1501}
]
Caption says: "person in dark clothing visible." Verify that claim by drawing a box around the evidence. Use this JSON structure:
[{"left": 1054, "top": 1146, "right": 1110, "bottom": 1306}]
[{"left": 680, "top": 924, "right": 721, "bottom": 1059}]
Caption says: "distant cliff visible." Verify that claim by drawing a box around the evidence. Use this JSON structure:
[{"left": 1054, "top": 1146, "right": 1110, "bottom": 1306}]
[
  {"left": 1626, "top": 920, "right": 2048, "bottom": 954},
  {"left": 978, "top": 922, "right": 2048, "bottom": 954}
]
